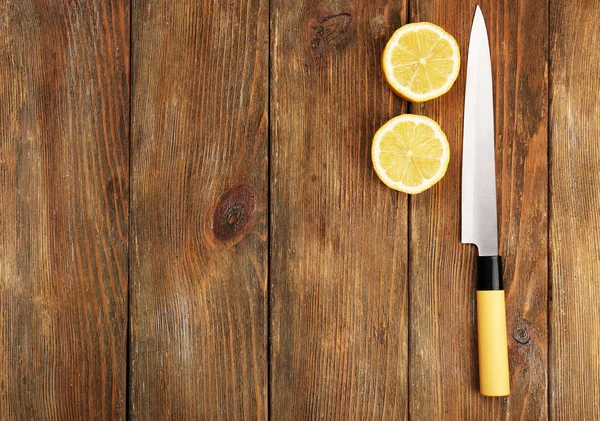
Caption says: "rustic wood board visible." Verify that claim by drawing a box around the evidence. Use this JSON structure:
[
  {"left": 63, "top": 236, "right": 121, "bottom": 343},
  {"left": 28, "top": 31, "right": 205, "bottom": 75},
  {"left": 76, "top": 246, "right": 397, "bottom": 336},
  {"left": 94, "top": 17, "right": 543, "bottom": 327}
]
[
  {"left": 129, "top": 0, "right": 269, "bottom": 419},
  {"left": 549, "top": 1, "right": 600, "bottom": 419},
  {"left": 270, "top": 1, "right": 409, "bottom": 418},
  {"left": 0, "top": 1, "right": 129, "bottom": 419},
  {"left": 3, "top": 0, "right": 600, "bottom": 418},
  {"left": 408, "top": 0, "right": 549, "bottom": 419}
]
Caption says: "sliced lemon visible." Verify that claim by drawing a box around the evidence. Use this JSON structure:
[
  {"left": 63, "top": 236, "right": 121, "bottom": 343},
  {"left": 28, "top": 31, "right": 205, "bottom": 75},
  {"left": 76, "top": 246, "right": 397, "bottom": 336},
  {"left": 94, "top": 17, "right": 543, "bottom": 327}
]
[
  {"left": 382, "top": 22, "right": 460, "bottom": 102},
  {"left": 372, "top": 114, "right": 450, "bottom": 194}
]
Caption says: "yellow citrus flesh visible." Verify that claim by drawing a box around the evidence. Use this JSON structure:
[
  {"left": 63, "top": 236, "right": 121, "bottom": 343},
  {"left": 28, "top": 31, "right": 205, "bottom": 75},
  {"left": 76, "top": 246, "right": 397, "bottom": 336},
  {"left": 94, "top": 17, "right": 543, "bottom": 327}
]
[
  {"left": 372, "top": 114, "right": 450, "bottom": 194},
  {"left": 382, "top": 22, "right": 460, "bottom": 102}
]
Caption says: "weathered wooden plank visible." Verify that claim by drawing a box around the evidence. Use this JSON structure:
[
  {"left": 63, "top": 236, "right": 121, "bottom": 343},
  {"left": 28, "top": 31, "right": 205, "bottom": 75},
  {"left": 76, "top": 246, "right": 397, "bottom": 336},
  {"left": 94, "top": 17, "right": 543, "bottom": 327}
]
[
  {"left": 129, "top": 0, "right": 269, "bottom": 419},
  {"left": 0, "top": 1, "right": 129, "bottom": 419},
  {"left": 270, "top": 1, "right": 408, "bottom": 419},
  {"left": 549, "top": 1, "right": 600, "bottom": 419},
  {"left": 408, "top": 0, "right": 548, "bottom": 419}
]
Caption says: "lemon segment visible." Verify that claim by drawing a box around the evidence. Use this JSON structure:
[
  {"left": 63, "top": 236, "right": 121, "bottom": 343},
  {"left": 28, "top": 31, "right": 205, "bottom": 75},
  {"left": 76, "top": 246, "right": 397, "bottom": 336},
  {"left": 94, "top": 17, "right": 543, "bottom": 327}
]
[
  {"left": 382, "top": 22, "right": 460, "bottom": 102},
  {"left": 372, "top": 114, "right": 450, "bottom": 194}
]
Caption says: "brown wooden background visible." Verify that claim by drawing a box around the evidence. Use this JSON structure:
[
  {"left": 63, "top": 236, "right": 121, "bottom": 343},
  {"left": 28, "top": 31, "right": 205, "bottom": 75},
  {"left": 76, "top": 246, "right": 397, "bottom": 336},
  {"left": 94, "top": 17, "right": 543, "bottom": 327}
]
[{"left": 1, "top": 0, "right": 599, "bottom": 419}]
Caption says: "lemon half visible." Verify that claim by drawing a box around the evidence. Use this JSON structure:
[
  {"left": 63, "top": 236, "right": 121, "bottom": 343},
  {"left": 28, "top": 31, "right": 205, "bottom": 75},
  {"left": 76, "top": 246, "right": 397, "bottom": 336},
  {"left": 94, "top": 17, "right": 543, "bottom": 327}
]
[
  {"left": 382, "top": 22, "right": 460, "bottom": 102},
  {"left": 372, "top": 114, "right": 450, "bottom": 194}
]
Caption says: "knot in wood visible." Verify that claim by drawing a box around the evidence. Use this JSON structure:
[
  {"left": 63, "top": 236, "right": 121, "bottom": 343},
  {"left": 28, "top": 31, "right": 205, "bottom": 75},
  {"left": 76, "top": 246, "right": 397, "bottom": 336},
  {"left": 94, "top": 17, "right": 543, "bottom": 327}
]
[
  {"left": 212, "top": 185, "right": 256, "bottom": 241},
  {"left": 370, "top": 15, "right": 386, "bottom": 38},
  {"left": 513, "top": 325, "right": 530, "bottom": 345},
  {"left": 312, "top": 12, "right": 352, "bottom": 50}
]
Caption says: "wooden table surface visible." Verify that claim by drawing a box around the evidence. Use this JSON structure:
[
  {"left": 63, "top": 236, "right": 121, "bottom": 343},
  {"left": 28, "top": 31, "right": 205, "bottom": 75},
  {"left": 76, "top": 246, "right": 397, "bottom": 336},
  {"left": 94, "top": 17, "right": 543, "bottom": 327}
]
[{"left": 1, "top": 0, "right": 599, "bottom": 419}]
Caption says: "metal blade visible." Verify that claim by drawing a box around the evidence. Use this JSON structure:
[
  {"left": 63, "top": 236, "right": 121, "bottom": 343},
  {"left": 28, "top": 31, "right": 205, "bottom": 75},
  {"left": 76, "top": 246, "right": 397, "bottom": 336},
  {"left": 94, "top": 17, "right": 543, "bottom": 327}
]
[{"left": 461, "top": 6, "right": 498, "bottom": 256}]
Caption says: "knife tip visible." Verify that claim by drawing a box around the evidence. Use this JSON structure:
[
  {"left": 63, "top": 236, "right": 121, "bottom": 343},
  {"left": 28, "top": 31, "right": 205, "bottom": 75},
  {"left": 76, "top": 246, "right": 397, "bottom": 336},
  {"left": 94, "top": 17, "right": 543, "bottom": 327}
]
[
  {"left": 475, "top": 5, "right": 484, "bottom": 18},
  {"left": 473, "top": 5, "right": 486, "bottom": 27}
]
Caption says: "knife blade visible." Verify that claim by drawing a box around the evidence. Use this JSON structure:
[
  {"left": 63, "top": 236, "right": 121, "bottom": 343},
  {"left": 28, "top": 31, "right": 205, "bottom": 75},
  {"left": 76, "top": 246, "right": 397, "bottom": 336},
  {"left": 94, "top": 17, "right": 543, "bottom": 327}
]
[{"left": 462, "top": 6, "right": 510, "bottom": 397}]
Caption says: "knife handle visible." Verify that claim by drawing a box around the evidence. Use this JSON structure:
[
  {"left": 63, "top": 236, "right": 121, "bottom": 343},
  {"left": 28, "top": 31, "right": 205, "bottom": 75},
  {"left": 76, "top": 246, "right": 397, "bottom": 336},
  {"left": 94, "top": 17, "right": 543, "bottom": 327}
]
[{"left": 476, "top": 256, "right": 510, "bottom": 396}]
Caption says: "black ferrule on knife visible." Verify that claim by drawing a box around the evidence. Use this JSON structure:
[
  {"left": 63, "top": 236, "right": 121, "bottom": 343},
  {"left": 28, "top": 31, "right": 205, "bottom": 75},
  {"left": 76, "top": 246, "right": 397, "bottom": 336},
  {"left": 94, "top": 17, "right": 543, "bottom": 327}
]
[{"left": 477, "top": 256, "right": 503, "bottom": 290}]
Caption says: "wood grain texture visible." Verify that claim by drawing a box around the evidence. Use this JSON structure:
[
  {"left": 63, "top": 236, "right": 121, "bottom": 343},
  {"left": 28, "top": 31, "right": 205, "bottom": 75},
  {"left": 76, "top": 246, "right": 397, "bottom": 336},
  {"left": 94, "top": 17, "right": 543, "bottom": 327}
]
[
  {"left": 0, "top": 1, "right": 129, "bottom": 419},
  {"left": 408, "top": 0, "right": 548, "bottom": 419},
  {"left": 129, "top": 0, "right": 268, "bottom": 419},
  {"left": 271, "top": 1, "right": 409, "bottom": 419},
  {"left": 549, "top": 1, "right": 600, "bottom": 419}
]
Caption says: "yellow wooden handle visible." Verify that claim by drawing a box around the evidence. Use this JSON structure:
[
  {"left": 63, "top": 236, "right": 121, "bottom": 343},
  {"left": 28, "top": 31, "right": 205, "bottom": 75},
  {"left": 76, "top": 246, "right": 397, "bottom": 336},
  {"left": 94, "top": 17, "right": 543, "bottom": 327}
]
[{"left": 476, "top": 290, "right": 510, "bottom": 396}]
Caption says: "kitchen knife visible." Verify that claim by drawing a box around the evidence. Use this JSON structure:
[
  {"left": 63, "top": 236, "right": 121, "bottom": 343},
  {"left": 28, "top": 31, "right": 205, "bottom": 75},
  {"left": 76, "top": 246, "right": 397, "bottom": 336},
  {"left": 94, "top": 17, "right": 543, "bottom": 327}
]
[{"left": 462, "top": 6, "right": 510, "bottom": 397}]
